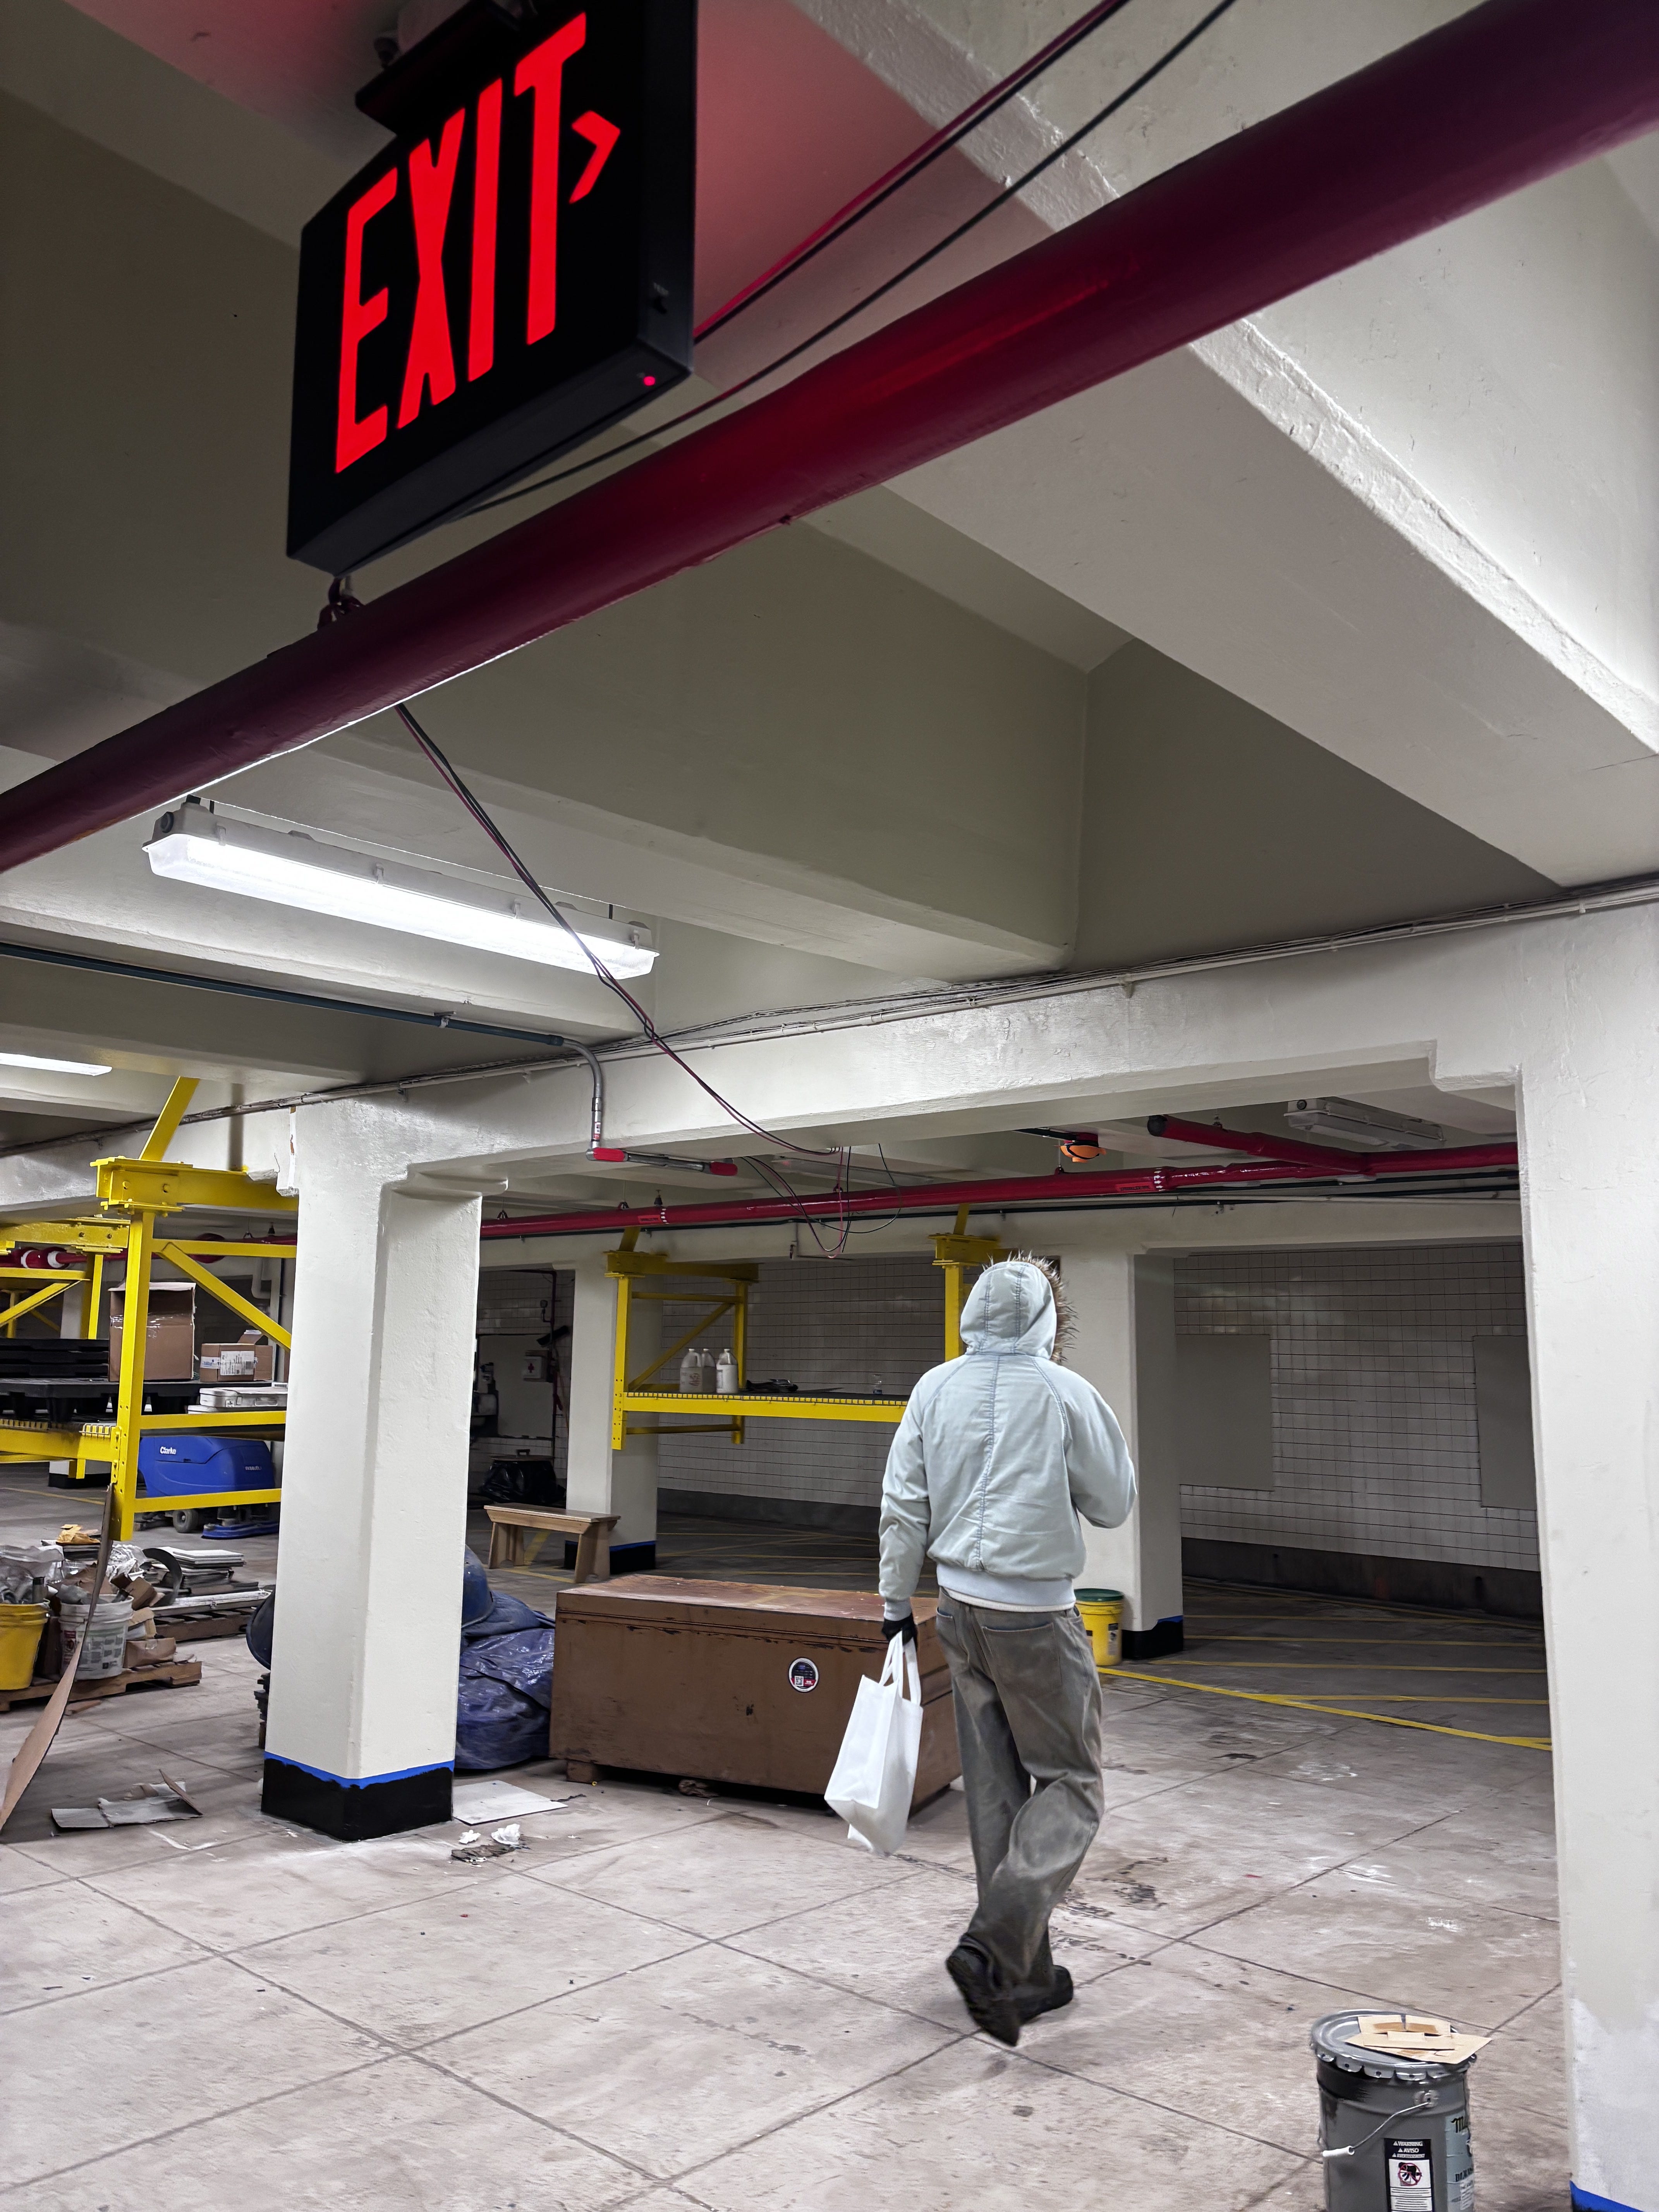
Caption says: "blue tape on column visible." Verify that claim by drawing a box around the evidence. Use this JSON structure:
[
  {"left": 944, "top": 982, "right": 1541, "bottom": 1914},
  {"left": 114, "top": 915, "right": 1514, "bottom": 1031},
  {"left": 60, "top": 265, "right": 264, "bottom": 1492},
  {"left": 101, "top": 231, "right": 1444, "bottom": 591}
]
[
  {"left": 268, "top": 1754, "right": 454, "bottom": 1788},
  {"left": 262, "top": 1754, "right": 453, "bottom": 1840},
  {"left": 1572, "top": 2185, "right": 1648, "bottom": 2211}
]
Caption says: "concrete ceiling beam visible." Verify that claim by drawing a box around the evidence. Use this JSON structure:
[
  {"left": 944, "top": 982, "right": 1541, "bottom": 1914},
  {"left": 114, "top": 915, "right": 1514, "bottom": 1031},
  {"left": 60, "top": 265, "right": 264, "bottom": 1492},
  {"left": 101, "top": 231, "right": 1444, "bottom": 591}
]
[
  {"left": 5, "top": 0, "right": 1653, "bottom": 878},
  {"left": 813, "top": 0, "right": 1659, "bottom": 883}
]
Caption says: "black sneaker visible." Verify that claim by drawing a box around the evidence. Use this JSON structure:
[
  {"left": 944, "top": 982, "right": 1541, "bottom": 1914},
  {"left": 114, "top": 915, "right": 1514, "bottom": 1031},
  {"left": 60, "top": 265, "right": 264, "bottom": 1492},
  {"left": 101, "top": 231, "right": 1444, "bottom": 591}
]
[
  {"left": 946, "top": 1942, "right": 1022, "bottom": 2047},
  {"left": 1015, "top": 1966, "right": 1074, "bottom": 2023}
]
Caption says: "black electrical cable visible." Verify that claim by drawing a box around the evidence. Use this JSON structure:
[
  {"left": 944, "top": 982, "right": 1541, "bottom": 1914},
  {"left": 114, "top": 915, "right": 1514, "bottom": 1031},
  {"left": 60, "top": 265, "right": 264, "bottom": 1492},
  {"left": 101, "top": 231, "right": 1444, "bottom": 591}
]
[
  {"left": 693, "top": 0, "right": 1144, "bottom": 345},
  {"left": 749, "top": 1150, "right": 858, "bottom": 1257},
  {"left": 391, "top": 701, "right": 844, "bottom": 1161},
  {"left": 456, "top": 0, "right": 1237, "bottom": 528},
  {"left": 745, "top": 1139, "right": 922, "bottom": 1257},
  {"left": 845, "top": 1144, "right": 914, "bottom": 1243}
]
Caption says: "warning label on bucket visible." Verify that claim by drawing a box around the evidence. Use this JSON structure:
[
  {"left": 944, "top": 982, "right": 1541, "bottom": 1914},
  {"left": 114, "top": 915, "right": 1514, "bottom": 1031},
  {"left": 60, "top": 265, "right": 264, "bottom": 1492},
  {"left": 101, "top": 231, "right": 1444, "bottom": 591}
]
[
  {"left": 1386, "top": 2142, "right": 1435, "bottom": 2212},
  {"left": 1447, "top": 2113, "right": 1474, "bottom": 2212}
]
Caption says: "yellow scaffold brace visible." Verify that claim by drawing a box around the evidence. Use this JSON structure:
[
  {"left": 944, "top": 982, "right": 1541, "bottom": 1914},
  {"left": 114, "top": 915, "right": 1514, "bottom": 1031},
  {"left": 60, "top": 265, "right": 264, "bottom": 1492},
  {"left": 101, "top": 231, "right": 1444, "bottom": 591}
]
[{"left": 0, "top": 1078, "right": 299, "bottom": 1537}]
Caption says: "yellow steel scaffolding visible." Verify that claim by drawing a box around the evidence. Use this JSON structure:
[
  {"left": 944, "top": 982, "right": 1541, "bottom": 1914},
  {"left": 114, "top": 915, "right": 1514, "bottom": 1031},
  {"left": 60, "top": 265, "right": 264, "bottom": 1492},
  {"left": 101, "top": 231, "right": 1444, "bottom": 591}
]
[
  {"left": 0, "top": 1080, "right": 296, "bottom": 1538},
  {"left": 608, "top": 1211, "right": 1011, "bottom": 1447}
]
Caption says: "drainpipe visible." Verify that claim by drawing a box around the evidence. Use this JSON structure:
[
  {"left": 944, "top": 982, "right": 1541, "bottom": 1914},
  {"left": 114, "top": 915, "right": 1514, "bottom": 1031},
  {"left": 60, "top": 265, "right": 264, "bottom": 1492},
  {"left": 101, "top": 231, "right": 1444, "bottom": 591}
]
[
  {"left": 0, "top": 0, "right": 1654, "bottom": 872},
  {"left": 477, "top": 1142, "right": 1519, "bottom": 1240}
]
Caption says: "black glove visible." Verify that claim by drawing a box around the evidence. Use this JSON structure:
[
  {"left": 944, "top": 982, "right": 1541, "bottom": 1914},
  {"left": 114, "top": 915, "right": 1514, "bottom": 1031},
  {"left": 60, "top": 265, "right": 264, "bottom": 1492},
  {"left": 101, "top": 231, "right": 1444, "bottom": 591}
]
[{"left": 881, "top": 1609, "right": 917, "bottom": 1644}]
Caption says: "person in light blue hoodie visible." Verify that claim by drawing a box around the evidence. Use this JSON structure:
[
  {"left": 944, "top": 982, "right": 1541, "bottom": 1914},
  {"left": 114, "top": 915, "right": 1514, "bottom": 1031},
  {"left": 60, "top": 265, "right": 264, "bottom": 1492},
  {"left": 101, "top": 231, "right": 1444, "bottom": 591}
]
[{"left": 879, "top": 1255, "right": 1136, "bottom": 2046}]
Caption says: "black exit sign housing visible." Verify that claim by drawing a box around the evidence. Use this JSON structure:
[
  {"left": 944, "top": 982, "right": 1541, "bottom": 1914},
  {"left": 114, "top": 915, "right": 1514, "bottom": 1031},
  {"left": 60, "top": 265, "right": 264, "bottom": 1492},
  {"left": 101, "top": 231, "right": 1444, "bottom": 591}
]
[{"left": 287, "top": 0, "right": 696, "bottom": 575}]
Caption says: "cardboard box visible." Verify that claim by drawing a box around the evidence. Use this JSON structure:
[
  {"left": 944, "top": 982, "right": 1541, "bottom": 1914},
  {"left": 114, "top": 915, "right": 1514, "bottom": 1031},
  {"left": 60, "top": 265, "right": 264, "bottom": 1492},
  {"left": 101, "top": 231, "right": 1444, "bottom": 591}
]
[
  {"left": 108, "top": 1283, "right": 195, "bottom": 1381},
  {"left": 200, "top": 1332, "right": 275, "bottom": 1383}
]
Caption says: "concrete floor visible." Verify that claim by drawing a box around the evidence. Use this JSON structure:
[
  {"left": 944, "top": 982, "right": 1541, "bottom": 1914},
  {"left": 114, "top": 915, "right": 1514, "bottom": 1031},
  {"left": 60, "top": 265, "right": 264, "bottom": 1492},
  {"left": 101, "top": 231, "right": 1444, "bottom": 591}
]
[{"left": 0, "top": 1475, "right": 1565, "bottom": 2210}]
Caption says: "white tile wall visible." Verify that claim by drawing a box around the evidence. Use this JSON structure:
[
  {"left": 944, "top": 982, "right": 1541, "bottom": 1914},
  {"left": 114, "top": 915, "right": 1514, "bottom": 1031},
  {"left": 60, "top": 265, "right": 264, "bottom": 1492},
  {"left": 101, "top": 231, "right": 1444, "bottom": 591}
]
[
  {"left": 652, "top": 1256, "right": 945, "bottom": 1510},
  {"left": 1177, "top": 1242, "right": 1538, "bottom": 1573}
]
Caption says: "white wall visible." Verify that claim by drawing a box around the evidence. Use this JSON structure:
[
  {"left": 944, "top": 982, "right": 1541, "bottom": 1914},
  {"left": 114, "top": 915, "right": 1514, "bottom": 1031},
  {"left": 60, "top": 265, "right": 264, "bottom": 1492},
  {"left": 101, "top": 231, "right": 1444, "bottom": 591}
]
[
  {"left": 1177, "top": 1240, "right": 1537, "bottom": 1576},
  {"left": 653, "top": 1255, "right": 945, "bottom": 1515}
]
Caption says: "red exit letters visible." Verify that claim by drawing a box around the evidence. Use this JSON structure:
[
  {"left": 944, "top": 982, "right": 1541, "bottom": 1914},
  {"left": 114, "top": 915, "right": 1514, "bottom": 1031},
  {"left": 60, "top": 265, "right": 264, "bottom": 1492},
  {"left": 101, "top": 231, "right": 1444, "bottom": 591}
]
[{"left": 335, "top": 12, "right": 618, "bottom": 476}]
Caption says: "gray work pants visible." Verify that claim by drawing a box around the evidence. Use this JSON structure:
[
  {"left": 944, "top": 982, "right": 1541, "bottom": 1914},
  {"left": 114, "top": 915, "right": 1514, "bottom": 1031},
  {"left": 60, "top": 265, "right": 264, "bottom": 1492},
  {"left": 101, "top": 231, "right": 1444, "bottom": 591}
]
[{"left": 934, "top": 1599, "right": 1104, "bottom": 1989}]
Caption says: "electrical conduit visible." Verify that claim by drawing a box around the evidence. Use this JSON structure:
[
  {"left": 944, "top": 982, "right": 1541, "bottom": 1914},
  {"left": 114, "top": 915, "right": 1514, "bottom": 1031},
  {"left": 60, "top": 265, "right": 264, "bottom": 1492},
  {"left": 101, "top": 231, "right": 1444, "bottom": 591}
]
[{"left": 478, "top": 1141, "right": 1518, "bottom": 1240}]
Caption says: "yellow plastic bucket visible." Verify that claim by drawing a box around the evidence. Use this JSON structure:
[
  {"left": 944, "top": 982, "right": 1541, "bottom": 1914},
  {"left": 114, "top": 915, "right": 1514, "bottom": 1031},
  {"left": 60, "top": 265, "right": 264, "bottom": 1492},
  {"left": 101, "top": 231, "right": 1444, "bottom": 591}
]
[
  {"left": 1076, "top": 1589, "right": 1123, "bottom": 1670},
  {"left": 0, "top": 1602, "right": 48, "bottom": 1692}
]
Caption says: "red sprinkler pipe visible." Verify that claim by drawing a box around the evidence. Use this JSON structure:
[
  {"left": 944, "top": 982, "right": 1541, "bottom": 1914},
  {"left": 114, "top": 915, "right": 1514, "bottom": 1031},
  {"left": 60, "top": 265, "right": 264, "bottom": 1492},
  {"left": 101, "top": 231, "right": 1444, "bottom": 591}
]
[
  {"left": 1, "top": 0, "right": 1655, "bottom": 872},
  {"left": 479, "top": 1142, "right": 1518, "bottom": 1240},
  {"left": 1146, "top": 1113, "right": 1369, "bottom": 1175}
]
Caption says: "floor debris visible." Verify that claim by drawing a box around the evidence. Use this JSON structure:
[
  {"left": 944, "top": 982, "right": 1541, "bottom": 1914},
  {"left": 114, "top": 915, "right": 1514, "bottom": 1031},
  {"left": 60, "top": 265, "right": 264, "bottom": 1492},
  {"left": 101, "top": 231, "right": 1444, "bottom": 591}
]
[
  {"left": 451, "top": 1822, "right": 526, "bottom": 1863},
  {"left": 51, "top": 1773, "right": 202, "bottom": 1830}
]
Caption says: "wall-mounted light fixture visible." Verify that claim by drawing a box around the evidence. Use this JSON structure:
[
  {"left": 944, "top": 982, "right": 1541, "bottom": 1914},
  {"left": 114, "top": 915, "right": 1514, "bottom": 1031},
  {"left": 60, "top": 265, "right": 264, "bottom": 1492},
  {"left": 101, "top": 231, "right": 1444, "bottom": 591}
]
[{"left": 144, "top": 801, "right": 656, "bottom": 978}]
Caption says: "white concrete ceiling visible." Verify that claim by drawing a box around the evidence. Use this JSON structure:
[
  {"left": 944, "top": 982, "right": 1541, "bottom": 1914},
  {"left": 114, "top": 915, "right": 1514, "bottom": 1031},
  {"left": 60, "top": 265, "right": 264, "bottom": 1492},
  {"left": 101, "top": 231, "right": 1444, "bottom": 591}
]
[
  {"left": 808, "top": 0, "right": 1659, "bottom": 888},
  {"left": 0, "top": 0, "right": 1646, "bottom": 1181}
]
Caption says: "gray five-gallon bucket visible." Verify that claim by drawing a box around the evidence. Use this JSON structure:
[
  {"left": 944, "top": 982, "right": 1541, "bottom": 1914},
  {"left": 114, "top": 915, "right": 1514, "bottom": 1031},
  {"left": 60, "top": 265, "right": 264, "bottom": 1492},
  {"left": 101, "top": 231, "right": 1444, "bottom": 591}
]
[{"left": 1312, "top": 2012, "right": 1476, "bottom": 2212}]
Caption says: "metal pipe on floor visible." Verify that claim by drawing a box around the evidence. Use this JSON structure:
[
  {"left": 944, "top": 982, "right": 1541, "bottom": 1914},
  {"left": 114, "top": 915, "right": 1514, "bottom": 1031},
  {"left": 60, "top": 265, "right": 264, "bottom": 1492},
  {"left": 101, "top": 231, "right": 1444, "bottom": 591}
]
[{"left": 0, "top": 0, "right": 1654, "bottom": 872}]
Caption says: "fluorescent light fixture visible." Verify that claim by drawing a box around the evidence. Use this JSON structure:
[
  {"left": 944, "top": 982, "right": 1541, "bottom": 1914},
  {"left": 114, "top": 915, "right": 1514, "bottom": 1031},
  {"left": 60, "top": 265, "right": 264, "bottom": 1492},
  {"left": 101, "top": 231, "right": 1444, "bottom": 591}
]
[
  {"left": 0, "top": 1051, "right": 112, "bottom": 1077},
  {"left": 145, "top": 802, "right": 656, "bottom": 978},
  {"left": 1285, "top": 1096, "right": 1444, "bottom": 1151}
]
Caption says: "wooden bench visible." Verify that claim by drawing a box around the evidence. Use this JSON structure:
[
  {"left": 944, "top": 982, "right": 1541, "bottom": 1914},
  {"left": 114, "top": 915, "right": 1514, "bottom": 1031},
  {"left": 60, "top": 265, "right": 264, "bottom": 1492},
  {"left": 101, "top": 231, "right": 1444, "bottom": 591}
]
[{"left": 484, "top": 1506, "right": 620, "bottom": 1583}]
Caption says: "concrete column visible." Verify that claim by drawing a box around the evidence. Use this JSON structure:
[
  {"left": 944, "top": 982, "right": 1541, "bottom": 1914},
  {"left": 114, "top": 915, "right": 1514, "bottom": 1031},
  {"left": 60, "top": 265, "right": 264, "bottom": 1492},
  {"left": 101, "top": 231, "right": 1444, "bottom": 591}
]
[
  {"left": 263, "top": 1105, "right": 481, "bottom": 1841},
  {"left": 1064, "top": 1250, "right": 1183, "bottom": 1658},
  {"left": 1515, "top": 939, "right": 1659, "bottom": 2212},
  {"left": 564, "top": 1255, "right": 659, "bottom": 1566}
]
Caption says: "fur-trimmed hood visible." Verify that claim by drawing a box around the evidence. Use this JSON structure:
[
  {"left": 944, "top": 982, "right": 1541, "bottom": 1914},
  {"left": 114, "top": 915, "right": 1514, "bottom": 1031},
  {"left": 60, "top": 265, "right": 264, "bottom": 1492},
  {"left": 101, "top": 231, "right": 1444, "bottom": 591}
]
[{"left": 959, "top": 1256, "right": 1072, "bottom": 1364}]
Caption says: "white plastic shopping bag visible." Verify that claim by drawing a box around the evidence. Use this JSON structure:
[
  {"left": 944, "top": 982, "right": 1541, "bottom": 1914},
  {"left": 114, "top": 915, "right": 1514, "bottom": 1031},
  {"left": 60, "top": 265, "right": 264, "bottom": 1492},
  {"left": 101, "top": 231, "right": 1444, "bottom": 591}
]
[{"left": 825, "top": 1633, "right": 923, "bottom": 1855}]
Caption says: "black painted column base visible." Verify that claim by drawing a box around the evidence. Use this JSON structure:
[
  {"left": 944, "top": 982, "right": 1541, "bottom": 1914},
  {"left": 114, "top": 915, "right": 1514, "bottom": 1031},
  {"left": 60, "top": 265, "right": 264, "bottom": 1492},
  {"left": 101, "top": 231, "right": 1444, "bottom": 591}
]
[
  {"left": 262, "top": 1755, "right": 452, "bottom": 1839},
  {"left": 1122, "top": 1617, "right": 1184, "bottom": 1661},
  {"left": 567, "top": 1538, "right": 656, "bottom": 1574}
]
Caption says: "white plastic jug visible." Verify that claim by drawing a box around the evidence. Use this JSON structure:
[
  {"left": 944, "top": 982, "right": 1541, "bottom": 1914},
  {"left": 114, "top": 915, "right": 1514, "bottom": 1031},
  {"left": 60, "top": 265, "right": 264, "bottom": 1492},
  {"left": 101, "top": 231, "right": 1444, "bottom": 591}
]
[{"left": 716, "top": 1348, "right": 738, "bottom": 1395}]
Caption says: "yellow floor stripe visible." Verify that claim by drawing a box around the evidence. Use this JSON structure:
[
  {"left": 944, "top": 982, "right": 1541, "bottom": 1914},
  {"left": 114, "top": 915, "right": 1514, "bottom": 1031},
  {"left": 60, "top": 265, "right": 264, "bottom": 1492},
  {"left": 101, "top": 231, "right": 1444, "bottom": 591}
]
[
  {"left": 1185, "top": 1583, "right": 1557, "bottom": 1637},
  {"left": 1184, "top": 1616, "right": 1540, "bottom": 1634},
  {"left": 1200, "top": 1635, "right": 1543, "bottom": 1649},
  {"left": 1185, "top": 1582, "right": 1542, "bottom": 1630},
  {"left": 1286, "top": 1695, "right": 1548, "bottom": 1706},
  {"left": 1152, "top": 1661, "right": 1545, "bottom": 1674},
  {"left": 1110, "top": 1669, "right": 1551, "bottom": 1752}
]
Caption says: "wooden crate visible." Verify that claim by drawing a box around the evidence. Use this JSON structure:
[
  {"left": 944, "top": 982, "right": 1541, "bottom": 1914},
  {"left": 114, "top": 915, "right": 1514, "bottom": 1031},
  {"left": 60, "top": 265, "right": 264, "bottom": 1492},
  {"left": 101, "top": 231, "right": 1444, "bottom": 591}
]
[{"left": 550, "top": 1577, "right": 959, "bottom": 1800}]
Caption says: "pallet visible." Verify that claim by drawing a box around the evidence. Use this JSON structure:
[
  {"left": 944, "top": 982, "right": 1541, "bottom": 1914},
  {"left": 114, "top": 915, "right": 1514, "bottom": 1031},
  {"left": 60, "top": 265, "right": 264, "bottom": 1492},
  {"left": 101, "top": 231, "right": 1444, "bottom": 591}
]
[
  {"left": 0, "top": 1660, "right": 202, "bottom": 1713},
  {"left": 159, "top": 1613, "right": 252, "bottom": 1645}
]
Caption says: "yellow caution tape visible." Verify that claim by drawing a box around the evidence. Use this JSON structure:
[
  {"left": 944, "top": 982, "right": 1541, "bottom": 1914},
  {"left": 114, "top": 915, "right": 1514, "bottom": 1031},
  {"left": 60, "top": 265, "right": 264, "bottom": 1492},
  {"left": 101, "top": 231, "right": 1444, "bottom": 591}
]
[{"left": 1110, "top": 1669, "right": 1551, "bottom": 1752}]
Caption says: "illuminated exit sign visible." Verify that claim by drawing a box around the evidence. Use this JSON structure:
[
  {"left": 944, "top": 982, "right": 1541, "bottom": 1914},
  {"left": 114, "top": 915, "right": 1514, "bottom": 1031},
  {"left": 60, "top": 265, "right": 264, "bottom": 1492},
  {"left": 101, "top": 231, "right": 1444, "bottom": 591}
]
[{"left": 287, "top": 0, "right": 695, "bottom": 575}]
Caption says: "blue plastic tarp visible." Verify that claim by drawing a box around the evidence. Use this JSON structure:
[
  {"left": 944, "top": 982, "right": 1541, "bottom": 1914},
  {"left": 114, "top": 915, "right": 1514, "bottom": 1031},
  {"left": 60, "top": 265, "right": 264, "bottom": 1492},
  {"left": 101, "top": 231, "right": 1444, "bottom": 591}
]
[
  {"left": 247, "top": 1552, "right": 557, "bottom": 1773},
  {"left": 455, "top": 1618, "right": 555, "bottom": 1771}
]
